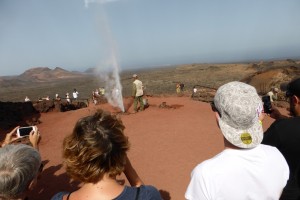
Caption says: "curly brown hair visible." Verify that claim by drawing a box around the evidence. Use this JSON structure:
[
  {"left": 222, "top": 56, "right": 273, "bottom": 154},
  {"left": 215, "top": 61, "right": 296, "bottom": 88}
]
[{"left": 63, "top": 109, "right": 130, "bottom": 183}]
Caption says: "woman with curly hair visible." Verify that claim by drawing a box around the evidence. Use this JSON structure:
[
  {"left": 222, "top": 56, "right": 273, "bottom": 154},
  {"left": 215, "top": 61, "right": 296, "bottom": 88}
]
[{"left": 51, "top": 109, "right": 161, "bottom": 200}]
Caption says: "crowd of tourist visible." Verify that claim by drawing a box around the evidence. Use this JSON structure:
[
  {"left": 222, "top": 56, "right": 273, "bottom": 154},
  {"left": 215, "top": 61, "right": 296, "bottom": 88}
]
[
  {"left": 2, "top": 76, "right": 300, "bottom": 199},
  {"left": 24, "top": 88, "right": 80, "bottom": 104},
  {"left": 92, "top": 87, "right": 105, "bottom": 105}
]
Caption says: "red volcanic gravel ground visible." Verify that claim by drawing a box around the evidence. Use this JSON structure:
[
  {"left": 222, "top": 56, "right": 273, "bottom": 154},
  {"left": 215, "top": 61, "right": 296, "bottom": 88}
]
[{"left": 27, "top": 96, "right": 276, "bottom": 200}]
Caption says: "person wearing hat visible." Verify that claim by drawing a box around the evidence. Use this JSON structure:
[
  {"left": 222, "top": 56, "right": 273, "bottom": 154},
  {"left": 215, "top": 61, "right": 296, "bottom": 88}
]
[
  {"left": 185, "top": 81, "right": 289, "bottom": 200},
  {"left": 262, "top": 77, "right": 300, "bottom": 200},
  {"left": 132, "top": 74, "right": 144, "bottom": 113}
]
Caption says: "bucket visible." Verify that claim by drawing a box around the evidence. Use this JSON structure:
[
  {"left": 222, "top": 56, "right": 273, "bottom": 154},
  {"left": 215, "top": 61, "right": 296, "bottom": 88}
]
[{"left": 143, "top": 98, "right": 148, "bottom": 106}]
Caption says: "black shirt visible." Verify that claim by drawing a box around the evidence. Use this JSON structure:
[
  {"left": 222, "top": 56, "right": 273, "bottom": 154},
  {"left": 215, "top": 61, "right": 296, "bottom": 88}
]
[{"left": 262, "top": 116, "right": 300, "bottom": 200}]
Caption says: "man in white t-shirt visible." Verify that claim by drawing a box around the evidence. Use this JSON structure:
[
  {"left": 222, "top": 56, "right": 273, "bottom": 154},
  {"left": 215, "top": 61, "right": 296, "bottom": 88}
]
[
  {"left": 132, "top": 74, "right": 144, "bottom": 113},
  {"left": 185, "top": 81, "right": 289, "bottom": 200},
  {"left": 73, "top": 89, "right": 79, "bottom": 100},
  {"left": 267, "top": 87, "right": 279, "bottom": 103}
]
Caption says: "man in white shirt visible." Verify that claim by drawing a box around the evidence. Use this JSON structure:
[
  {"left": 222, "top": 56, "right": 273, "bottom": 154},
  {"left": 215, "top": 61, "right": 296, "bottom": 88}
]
[
  {"left": 73, "top": 89, "right": 79, "bottom": 100},
  {"left": 132, "top": 74, "right": 144, "bottom": 113},
  {"left": 267, "top": 87, "right": 279, "bottom": 103},
  {"left": 185, "top": 81, "right": 289, "bottom": 200}
]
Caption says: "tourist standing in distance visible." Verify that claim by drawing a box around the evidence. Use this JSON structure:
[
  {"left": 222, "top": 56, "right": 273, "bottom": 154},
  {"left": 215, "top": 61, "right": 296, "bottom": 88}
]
[
  {"left": 192, "top": 86, "right": 197, "bottom": 98},
  {"left": 132, "top": 74, "right": 144, "bottom": 113},
  {"left": 267, "top": 87, "right": 279, "bottom": 103},
  {"left": 24, "top": 96, "right": 31, "bottom": 102},
  {"left": 72, "top": 89, "right": 79, "bottom": 100},
  {"left": 185, "top": 81, "right": 289, "bottom": 200},
  {"left": 176, "top": 83, "right": 181, "bottom": 94},
  {"left": 65, "top": 93, "right": 71, "bottom": 103},
  {"left": 262, "top": 77, "right": 300, "bottom": 200}
]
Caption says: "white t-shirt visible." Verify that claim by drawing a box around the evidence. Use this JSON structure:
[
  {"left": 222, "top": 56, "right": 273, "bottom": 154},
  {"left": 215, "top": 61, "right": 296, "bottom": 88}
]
[
  {"left": 133, "top": 79, "right": 143, "bottom": 97},
  {"left": 73, "top": 91, "right": 78, "bottom": 99},
  {"left": 185, "top": 144, "right": 289, "bottom": 200},
  {"left": 267, "top": 91, "right": 277, "bottom": 102}
]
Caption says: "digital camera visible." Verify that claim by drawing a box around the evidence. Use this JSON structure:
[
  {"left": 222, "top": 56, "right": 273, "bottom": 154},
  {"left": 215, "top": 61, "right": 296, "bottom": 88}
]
[{"left": 17, "top": 126, "right": 36, "bottom": 138}]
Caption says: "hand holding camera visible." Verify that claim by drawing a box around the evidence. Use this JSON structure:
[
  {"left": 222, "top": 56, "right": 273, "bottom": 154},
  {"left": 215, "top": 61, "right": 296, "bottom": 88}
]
[
  {"left": 1, "top": 126, "right": 40, "bottom": 149},
  {"left": 28, "top": 126, "right": 40, "bottom": 150},
  {"left": 1, "top": 126, "right": 19, "bottom": 147},
  {"left": 16, "top": 126, "right": 37, "bottom": 138}
]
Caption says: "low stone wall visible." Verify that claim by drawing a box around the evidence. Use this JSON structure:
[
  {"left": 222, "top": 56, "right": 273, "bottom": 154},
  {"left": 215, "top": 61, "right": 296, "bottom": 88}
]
[
  {"left": 0, "top": 101, "right": 40, "bottom": 130},
  {"left": 0, "top": 99, "right": 90, "bottom": 131}
]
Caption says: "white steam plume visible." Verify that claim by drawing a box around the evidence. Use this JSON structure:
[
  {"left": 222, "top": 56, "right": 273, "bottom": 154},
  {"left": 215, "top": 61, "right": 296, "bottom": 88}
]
[{"left": 86, "top": 2, "right": 125, "bottom": 112}]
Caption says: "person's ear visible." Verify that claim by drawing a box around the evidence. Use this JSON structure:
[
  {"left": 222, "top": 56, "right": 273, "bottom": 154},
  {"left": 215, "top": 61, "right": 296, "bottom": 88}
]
[
  {"left": 215, "top": 111, "right": 220, "bottom": 119},
  {"left": 214, "top": 111, "right": 221, "bottom": 121},
  {"left": 293, "top": 95, "right": 300, "bottom": 104},
  {"left": 214, "top": 111, "right": 221, "bottom": 129}
]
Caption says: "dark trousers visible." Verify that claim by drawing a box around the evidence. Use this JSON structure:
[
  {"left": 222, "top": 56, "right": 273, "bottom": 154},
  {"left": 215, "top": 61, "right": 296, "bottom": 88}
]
[{"left": 134, "top": 96, "right": 144, "bottom": 111}]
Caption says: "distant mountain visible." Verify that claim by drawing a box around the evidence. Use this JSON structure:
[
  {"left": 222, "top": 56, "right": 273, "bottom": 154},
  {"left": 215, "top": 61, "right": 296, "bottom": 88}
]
[
  {"left": 84, "top": 67, "right": 97, "bottom": 74},
  {"left": 0, "top": 67, "right": 90, "bottom": 88},
  {"left": 18, "top": 67, "right": 84, "bottom": 81}
]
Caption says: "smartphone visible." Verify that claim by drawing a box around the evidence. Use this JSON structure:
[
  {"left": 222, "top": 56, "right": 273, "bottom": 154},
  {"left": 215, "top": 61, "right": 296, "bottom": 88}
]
[
  {"left": 262, "top": 95, "right": 272, "bottom": 114},
  {"left": 17, "top": 126, "right": 36, "bottom": 138}
]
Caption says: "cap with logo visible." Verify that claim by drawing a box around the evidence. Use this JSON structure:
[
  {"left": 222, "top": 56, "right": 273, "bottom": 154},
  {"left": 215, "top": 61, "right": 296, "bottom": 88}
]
[{"left": 214, "top": 81, "right": 263, "bottom": 148}]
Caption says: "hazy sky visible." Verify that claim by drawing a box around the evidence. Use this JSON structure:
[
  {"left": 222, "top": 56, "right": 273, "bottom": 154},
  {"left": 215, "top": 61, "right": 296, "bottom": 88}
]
[{"left": 1, "top": 0, "right": 300, "bottom": 76}]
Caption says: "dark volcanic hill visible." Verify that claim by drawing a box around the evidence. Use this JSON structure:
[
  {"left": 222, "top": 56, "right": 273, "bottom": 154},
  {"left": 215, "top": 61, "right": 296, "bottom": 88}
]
[
  {"left": 0, "top": 67, "right": 90, "bottom": 89},
  {"left": 19, "top": 67, "right": 84, "bottom": 81},
  {"left": 84, "top": 67, "right": 96, "bottom": 74}
]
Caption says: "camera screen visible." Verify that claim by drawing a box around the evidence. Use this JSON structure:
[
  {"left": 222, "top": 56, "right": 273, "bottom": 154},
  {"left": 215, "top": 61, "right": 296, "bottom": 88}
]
[
  {"left": 18, "top": 127, "right": 33, "bottom": 136},
  {"left": 262, "top": 95, "right": 272, "bottom": 114}
]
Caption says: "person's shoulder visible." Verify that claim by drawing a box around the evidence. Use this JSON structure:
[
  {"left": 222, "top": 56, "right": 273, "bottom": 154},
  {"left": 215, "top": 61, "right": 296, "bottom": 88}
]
[
  {"left": 259, "top": 144, "right": 285, "bottom": 158},
  {"left": 190, "top": 153, "right": 225, "bottom": 175},
  {"left": 259, "top": 143, "right": 278, "bottom": 151},
  {"left": 285, "top": 116, "right": 300, "bottom": 122},
  {"left": 140, "top": 185, "right": 159, "bottom": 192},
  {"left": 51, "top": 191, "right": 69, "bottom": 200},
  {"left": 259, "top": 144, "right": 289, "bottom": 168},
  {"left": 272, "top": 116, "right": 299, "bottom": 127},
  {"left": 140, "top": 185, "right": 162, "bottom": 199}
]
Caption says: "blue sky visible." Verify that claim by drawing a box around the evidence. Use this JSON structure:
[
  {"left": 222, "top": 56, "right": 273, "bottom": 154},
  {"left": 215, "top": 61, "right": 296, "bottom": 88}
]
[{"left": 1, "top": 0, "right": 300, "bottom": 76}]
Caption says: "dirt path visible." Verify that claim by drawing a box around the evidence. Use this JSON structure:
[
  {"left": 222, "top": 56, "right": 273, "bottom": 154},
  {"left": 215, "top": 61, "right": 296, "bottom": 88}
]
[{"left": 29, "top": 96, "right": 276, "bottom": 200}]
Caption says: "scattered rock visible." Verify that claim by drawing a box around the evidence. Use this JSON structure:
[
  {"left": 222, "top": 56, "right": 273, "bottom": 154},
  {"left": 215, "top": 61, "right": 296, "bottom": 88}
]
[
  {"left": 159, "top": 102, "right": 183, "bottom": 109},
  {"left": 33, "top": 100, "right": 55, "bottom": 113},
  {"left": 192, "top": 88, "right": 216, "bottom": 102}
]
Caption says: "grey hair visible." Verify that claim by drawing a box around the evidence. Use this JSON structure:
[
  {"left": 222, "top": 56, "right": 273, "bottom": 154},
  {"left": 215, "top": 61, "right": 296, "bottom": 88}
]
[{"left": 0, "top": 144, "right": 41, "bottom": 199}]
